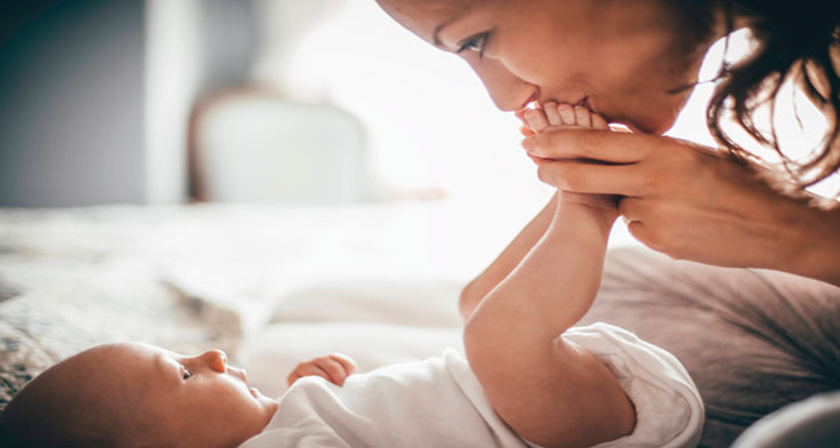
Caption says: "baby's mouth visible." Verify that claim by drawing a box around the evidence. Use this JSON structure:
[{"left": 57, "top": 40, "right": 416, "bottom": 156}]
[{"left": 236, "top": 367, "right": 264, "bottom": 399}]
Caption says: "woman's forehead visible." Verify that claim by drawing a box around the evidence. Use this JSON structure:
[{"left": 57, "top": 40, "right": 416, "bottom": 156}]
[
  {"left": 378, "top": 0, "right": 469, "bottom": 14},
  {"left": 376, "top": 0, "right": 473, "bottom": 40}
]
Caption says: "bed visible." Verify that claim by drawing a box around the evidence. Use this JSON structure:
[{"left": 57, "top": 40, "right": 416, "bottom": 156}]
[
  {"left": 0, "top": 200, "right": 508, "bottom": 408},
  {"left": 1, "top": 201, "right": 838, "bottom": 447}
]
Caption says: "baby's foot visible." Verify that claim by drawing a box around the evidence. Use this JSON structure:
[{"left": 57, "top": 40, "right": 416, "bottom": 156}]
[
  {"left": 521, "top": 102, "right": 618, "bottom": 214},
  {"left": 521, "top": 101, "right": 608, "bottom": 134}
]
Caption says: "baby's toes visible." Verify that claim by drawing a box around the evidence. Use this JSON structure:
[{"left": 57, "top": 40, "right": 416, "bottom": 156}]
[
  {"left": 591, "top": 112, "right": 609, "bottom": 130},
  {"left": 574, "top": 105, "right": 592, "bottom": 127},
  {"left": 556, "top": 103, "right": 577, "bottom": 126},
  {"left": 543, "top": 102, "right": 563, "bottom": 127},
  {"left": 523, "top": 108, "right": 550, "bottom": 133}
]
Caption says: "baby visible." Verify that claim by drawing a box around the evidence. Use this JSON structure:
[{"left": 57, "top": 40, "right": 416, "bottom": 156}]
[{"left": 0, "top": 106, "right": 703, "bottom": 448}]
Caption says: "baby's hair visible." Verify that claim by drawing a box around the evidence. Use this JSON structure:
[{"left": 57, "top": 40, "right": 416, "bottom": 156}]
[
  {"left": 0, "top": 405, "right": 116, "bottom": 448},
  {"left": 0, "top": 420, "right": 32, "bottom": 448},
  {"left": 701, "top": 0, "right": 840, "bottom": 190},
  {"left": 0, "top": 345, "right": 142, "bottom": 448}
]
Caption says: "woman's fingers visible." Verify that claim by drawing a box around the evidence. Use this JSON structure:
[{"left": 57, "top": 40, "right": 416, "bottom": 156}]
[
  {"left": 536, "top": 160, "right": 648, "bottom": 196},
  {"left": 524, "top": 130, "right": 659, "bottom": 164},
  {"left": 617, "top": 196, "right": 649, "bottom": 223},
  {"left": 618, "top": 198, "right": 669, "bottom": 250}
]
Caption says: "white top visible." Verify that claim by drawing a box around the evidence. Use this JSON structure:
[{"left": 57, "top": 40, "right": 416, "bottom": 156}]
[{"left": 240, "top": 323, "right": 704, "bottom": 448}]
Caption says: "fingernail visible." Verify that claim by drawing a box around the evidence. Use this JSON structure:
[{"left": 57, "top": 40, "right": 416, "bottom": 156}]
[{"left": 522, "top": 137, "right": 535, "bottom": 151}]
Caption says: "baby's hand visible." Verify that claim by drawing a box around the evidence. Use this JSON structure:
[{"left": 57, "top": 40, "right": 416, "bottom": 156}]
[{"left": 287, "top": 353, "right": 359, "bottom": 387}]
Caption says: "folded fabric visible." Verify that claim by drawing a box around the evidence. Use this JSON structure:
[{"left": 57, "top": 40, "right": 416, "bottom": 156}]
[{"left": 553, "top": 323, "right": 705, "bottom": 448}]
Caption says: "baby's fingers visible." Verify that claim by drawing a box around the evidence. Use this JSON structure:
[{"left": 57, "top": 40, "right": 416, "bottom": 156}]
[
  {"left": 316, "top": 357, "right": 354, "bottom": 386},
  {"left": 287, "top": 362, "right": 332, "bottom": 386},
  {"left": 327, "top": 353, "right": 359, "bottom": 377}
]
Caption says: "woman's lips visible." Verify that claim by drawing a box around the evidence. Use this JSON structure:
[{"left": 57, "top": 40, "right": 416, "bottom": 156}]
[
  {"left": 576, "top": 96, "right": 597, "bottom": 114},
  {"left": 575, "top": 96, "right": 589, "bottom": 108},
  {"left": 519, "top": 91, "right": 539, "bottom": 111}
]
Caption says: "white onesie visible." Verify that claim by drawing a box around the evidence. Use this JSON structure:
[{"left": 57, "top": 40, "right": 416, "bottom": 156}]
[{"left": 239, "top": 323, "right": 704, "bottom": 448}]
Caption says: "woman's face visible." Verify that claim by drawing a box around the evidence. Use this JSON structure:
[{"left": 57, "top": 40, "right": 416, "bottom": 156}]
[{"left": 376, "top": 0, "right": 717, "bottom": 135}]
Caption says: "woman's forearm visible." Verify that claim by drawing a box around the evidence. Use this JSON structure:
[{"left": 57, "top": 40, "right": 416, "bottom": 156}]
[{"left": 459, "top": 192, "right": 559, "bottom": 320}]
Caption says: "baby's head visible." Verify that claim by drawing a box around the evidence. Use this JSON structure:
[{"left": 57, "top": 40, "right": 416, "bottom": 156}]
[{"left": 0, "top": 342, "right": 278, "bottom": 448}]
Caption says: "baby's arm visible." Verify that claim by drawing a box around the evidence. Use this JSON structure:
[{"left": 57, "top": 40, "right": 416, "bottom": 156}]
[
  {"left": 287, "top": 353, "right": 358, "bottom": 387},
  {"left": 464, "top": 104, "right": 635, "bottom": 448}
]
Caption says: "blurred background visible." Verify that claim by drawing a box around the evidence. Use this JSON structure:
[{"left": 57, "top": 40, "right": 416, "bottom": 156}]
[
  {"left": 0, "top": 0, "right": 835, "bottom": 210},
  {"left": 0, "top": 0, "right": 536, "bottom": 209}
]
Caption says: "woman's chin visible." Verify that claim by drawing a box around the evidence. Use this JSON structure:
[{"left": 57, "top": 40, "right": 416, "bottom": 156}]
[{"left": 616, "top": 115, "right": 676, "bottom": 135}]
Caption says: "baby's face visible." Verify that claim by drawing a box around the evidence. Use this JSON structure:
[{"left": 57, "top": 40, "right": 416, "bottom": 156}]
[
  {"left": 69, "top": 343, "right": 278, "bottom": 447},
  {"left": 376, "top": 0, "right": 711, "bottom": 135}
]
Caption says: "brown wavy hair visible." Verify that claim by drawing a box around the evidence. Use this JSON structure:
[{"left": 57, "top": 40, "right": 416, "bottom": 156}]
[{"left": 701, "top": 0, "right": 840, "bottom": 190}]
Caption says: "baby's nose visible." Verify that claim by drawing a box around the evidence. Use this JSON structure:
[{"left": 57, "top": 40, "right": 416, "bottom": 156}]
[{"left": 203, "top": 349, "right": 227, "bottom": 373}]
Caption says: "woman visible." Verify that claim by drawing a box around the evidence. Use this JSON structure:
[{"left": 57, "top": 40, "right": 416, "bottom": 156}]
[{"left": 375, "top": 0, "right": 840, "bottom": 446}]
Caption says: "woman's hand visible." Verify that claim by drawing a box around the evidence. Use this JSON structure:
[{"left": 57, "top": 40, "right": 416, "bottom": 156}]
[
  {"left": 523, "top": 130, "right": 840, "bottom": 284},
  {"left": 287, "top": 353, "right": 359, "bottom": 387}
]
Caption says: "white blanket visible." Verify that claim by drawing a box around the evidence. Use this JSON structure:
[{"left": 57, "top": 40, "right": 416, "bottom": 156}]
[{"left": 240, "top": 323, "right": 703, "bottom": 448}]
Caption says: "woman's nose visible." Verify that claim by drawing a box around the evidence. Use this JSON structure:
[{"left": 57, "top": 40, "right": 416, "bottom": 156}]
[
  {"left": 200, "top": 349, "right": 228, "bottom": 373},
  {"left": 469, "top": 58, "right": 538, "bottom": 112}
]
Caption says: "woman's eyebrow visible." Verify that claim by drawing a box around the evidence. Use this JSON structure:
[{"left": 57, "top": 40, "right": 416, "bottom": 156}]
[{"left": 432, "top": 6, "right": 472, "bottom": 49}]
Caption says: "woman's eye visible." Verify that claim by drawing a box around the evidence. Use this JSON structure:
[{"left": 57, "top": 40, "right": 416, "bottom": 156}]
[
  {"left": 182, "top": 366, "right": 193, "bottom": 380},
  {"left": 457, "top": 33, "right": 489, "bottom": 57}
]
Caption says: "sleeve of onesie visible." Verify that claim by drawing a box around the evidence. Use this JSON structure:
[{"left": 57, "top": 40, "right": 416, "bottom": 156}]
[{"left": 556, "top": 322, "right": 705, "bottom": 448}]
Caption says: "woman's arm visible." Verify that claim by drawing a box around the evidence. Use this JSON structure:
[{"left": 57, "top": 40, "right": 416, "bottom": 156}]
[
  {"left": 459, "top": 192, "right": 558, "bottom": 320},
  {"left": 524, "top": 130, "right": 840, "bottom": 287},
  {"left": 463, "top": 194, "right": 635, "bottom": 448}
]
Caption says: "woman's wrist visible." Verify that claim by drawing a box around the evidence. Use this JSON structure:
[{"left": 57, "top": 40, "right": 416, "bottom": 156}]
[{"left": 785, "top": 201, "right": 840, "bottom": 287}]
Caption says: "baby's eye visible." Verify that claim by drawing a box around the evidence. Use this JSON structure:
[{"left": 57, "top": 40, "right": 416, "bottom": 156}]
[
  {"left": 457, "top": 32, "right": 490, "bottom": 58},
  {"left": 182, "top": 366, "right": 193, "bottom": 380}
]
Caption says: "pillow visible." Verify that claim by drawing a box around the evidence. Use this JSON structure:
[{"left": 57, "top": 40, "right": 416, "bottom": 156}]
[
  {"left": 579, "top": 247, "right": 840, "bottom": 448},
  {"left": 270, "top": 276, "right": 464, "bottom": 327},
  {"left": 731, "top": 391, "right": 840, "bottom": 447}
]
